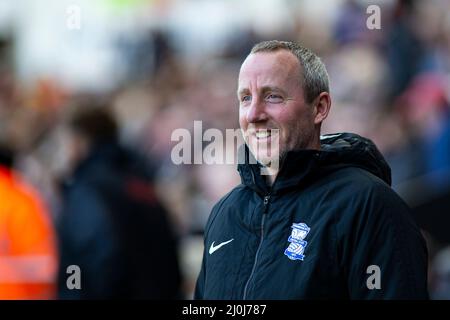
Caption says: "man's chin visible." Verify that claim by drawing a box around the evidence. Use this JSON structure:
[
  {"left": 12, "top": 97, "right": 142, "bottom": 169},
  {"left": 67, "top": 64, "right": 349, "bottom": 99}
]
[{"left": 254, "top": 153, "right": 281, "bottom": 167}]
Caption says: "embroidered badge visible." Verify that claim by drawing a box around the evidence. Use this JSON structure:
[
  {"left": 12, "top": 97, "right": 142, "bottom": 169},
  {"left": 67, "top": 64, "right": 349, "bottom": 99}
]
[{"left": 284, "top": 222, "right": 310, "bottom": 261}]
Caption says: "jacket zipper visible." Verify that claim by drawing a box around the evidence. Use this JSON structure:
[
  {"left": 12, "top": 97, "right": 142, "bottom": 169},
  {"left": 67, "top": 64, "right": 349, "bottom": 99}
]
[{"left": 242, "top": 194, "right": 270, "bottom": 300}]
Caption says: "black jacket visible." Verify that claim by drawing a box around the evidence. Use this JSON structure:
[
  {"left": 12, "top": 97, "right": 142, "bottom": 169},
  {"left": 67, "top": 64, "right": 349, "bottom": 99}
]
[
  {"left": 195, "top": 133, "right": 428, "bottom": 300},
  {"left": 57, "top": 142, "right": 182, "bottom": 299}
]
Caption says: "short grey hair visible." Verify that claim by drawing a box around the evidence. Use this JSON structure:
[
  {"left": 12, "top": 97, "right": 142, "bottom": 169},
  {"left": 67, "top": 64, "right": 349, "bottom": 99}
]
[{"left": 250, "top": 40, "right": 329, "bottom": 104}]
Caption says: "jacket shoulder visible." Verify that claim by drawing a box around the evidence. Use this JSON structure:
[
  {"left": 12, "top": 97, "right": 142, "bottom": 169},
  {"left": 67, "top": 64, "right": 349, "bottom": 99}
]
[
  {"left": 320, "top": 166, "right": 397, "bottom": 202},
  {"left": 321, "top": 166, "right": 414, "bottom": 229}
]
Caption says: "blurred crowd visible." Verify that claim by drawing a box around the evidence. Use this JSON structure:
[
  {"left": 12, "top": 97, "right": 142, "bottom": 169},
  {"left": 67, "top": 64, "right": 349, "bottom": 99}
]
[{"left": 1, "top": 0, "right": 450, "bottom": 299}]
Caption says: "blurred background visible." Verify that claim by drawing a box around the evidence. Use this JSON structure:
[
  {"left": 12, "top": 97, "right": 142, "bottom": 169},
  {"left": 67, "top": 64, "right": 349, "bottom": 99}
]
[{"left": 0, "top": 0, "right": 449, "bottom": 299}]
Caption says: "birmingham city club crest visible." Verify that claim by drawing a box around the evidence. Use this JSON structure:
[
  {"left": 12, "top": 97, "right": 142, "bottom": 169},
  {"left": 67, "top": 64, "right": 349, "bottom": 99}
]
[{"left": 284, "top": 222, "right": 310, "bottom": 261}]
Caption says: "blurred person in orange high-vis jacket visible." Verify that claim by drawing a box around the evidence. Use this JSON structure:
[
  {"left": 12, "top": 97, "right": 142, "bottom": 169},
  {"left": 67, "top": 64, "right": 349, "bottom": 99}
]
[{"left": 0, "top": 145, "right": 57, "bottom": 299}]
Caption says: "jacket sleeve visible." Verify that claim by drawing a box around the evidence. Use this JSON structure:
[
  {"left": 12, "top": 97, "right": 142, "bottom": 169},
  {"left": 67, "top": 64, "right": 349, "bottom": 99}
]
[
  {"left": 194, "top": 204, "right": 216, "bottom": 300},
  {"left": 193, "top": 188, "right": 237, "bottom": 300},
  {"left": 338, "top": 183, "right": 429, "bottom": 299}
]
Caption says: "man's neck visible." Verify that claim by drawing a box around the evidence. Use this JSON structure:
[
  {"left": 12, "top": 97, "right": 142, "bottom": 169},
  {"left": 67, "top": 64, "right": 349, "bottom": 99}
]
[{"left": 265, "top": 167, "right": 278, "bottom": 186}]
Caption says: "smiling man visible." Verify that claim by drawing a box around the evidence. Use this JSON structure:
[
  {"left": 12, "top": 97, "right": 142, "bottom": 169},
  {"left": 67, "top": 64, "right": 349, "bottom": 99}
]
[
  {"left": 194, "top": 40, "right": 429, "bottom": 299},
  {"left": 237, "top": 43, "right": 330, "bottom": 181}
]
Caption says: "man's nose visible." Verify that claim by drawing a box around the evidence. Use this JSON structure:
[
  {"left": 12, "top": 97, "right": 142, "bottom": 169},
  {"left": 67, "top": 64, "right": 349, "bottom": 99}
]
[{"left": 246, "top": 98, "right": 268, "bottom": 123}]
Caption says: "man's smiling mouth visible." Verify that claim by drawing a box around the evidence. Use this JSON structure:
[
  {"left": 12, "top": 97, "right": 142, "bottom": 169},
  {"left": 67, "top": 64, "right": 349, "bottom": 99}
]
[
  {"left": 255, "top": 130, "right": 271, "bottom": 139},
  {"left": 253, "top": 129, "right": 279, "bottom": 141}
]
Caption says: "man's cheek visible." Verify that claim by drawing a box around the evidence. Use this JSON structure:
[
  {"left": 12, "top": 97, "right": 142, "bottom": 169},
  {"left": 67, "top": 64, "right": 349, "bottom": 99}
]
[{"left": 239, "top": 121, "right": 248, "bottom": 136}]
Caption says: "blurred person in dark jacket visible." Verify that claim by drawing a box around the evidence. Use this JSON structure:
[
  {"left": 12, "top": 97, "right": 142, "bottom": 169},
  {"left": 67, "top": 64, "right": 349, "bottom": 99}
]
[{"left": 57, "top": 106, "right": 182, "bottom": 299}]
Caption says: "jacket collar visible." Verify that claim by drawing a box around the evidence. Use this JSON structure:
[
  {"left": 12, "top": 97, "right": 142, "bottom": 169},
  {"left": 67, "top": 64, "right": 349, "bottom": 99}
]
[
  {"left": 237, "top": 132, "right": 392, "bottom": 196},
  {"left": 237, "top": 144, "right": 320, "bottom": 195}
]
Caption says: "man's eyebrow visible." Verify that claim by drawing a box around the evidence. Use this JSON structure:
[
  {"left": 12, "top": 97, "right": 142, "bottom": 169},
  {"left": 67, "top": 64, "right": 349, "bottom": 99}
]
[
  {"left": 237, "top": 88, "right": 249, "bottom": 96},
  {"left": 261, "top": 86, "right": 286, "bottom": 94},
  {"left": 237, "top": 86, "right": 287, "bottom": 96}
]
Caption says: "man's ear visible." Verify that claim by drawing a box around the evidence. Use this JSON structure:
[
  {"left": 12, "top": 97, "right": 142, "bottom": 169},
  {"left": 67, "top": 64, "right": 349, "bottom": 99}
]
[{"left": 313, "top": 92, "right": 331, "bottom": 125}]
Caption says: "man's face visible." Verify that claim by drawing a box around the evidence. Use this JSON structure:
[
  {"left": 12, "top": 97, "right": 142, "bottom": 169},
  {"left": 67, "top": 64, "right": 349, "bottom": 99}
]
[{"left": 238, "top": 50, "right": 317, "bottom": 165}]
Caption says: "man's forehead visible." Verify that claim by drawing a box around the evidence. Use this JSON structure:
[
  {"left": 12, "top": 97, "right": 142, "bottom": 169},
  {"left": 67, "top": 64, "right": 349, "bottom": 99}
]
[
  {"left": 238, "top": 50, "right": 301, "bottom": 88},
  {"left": 240, "top": 50, "right": 299, "bottom": 74}
]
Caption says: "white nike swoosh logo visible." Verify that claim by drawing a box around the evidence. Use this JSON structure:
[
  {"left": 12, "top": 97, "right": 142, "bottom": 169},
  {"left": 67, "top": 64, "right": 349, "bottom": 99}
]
[{"left": 209, "top": 239, "right": 234, "bottom": 254}]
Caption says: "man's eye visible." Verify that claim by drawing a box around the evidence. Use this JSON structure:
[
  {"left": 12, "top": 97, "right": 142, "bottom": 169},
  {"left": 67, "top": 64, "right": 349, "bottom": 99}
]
[
  {"left": 266, "top": 94, "right": 283, "bottom": 103},
  {"left": 241, "top": 95, "right": 251, "bottom": 103}
]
